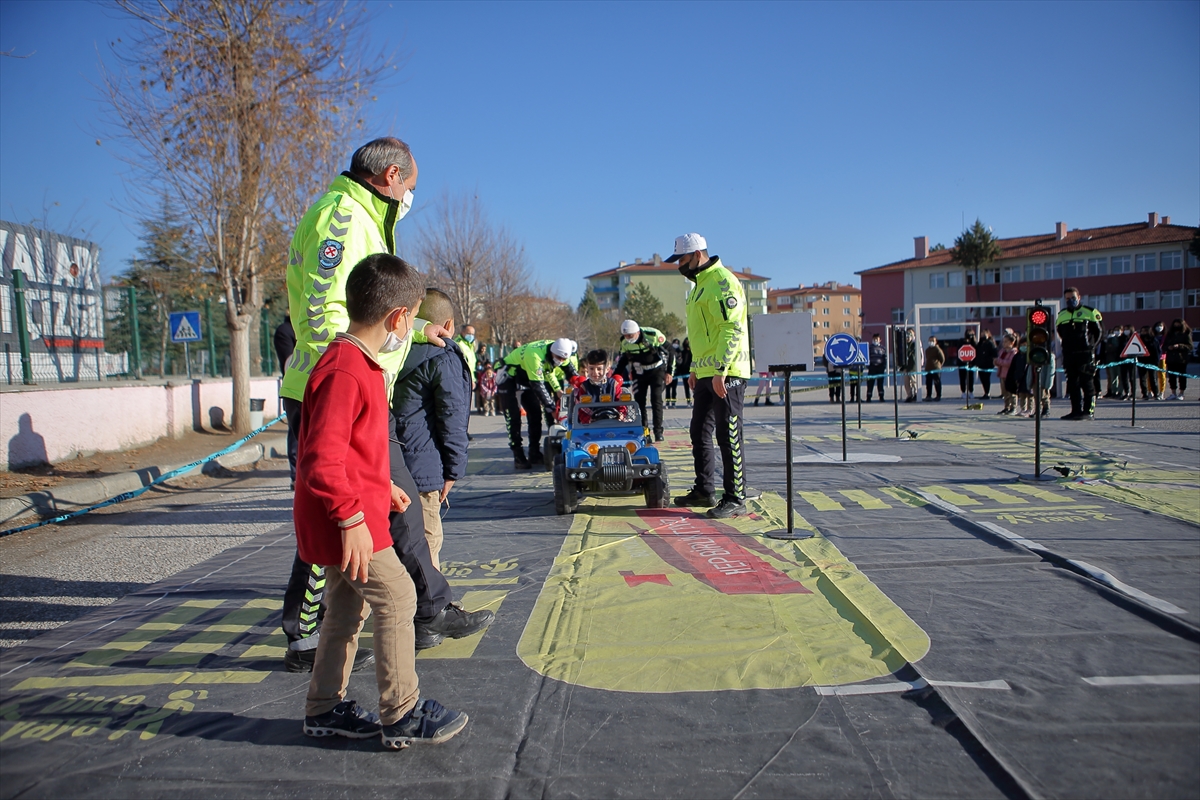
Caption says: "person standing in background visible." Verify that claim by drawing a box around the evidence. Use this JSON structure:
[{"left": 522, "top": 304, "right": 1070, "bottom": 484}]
[
  {"left": 1163, "top": 319, "right": 1192, "bottom": 400},
  {"left": 975, "top": 330, "right": 997, "bottom": 400},
  {"left": 900, "top": 329, "right": 919, "bottom": 402},
  {"left": 924, "top": 336, "right": 945, "bottom": 401},
  {"left": 866, "top": 333, "right": 887, "bottom": 401}
]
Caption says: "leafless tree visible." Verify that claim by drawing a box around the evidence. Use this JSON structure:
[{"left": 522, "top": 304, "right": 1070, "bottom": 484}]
[
  {"left": 412, "top": 192, "right": 493, "bottom": 327},
  {"left": 100, "top": 0, "right": 388, "bottom": 432}
]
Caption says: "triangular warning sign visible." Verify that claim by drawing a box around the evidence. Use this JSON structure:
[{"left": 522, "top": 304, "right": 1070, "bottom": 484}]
[
  {"left": 173, "top": 315, "right": 198, "bottom": 340},
  {"left": 1120, "top": 332, "right": 1148, "bottom": 358}
]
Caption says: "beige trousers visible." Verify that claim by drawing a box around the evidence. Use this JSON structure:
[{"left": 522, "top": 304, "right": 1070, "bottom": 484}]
[
  {"left": 420, "top": 491, "right": 444, "bottom": 571},
  {"left": 305, "top": 546, "right": 418, "bottom": 725}
]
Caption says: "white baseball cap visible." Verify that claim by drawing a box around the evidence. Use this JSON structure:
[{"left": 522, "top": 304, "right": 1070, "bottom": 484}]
[
  {"left": 621, "top": 320, "right": 640, "bottom": 335},
  {"left": 664, "top": 232, "right": 708, "bottom": 263}
]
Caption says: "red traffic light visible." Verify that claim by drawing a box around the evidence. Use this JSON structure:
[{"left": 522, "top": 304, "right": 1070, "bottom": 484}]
[{"left": 1029, "top": 309, "right": 1049, "bottom": 325}]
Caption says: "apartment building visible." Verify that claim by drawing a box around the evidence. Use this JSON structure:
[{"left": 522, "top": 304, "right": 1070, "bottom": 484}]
[
  {"left": 585, "top": 254, "right": 770, "bottom": 321},
  {"left": 767, "top": 281, "right": 862, "bottom": 360},
  {"left": 858, "top": 214, "right": 1199, "bottom": 341}
]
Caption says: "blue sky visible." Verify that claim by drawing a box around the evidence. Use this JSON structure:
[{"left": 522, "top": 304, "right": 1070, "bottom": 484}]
[{"left": 1, "top": 0, "right": 1197, "bottom": 302}]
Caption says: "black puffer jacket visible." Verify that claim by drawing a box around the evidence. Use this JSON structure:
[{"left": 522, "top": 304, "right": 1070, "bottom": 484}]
[{"left": 391, "top": 342, "right": 471, "bottom": 493}]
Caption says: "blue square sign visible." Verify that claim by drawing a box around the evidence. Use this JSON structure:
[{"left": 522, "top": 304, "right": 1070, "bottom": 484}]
[{"left": 169, "top": 311, "right": 202, "bottom": 343}]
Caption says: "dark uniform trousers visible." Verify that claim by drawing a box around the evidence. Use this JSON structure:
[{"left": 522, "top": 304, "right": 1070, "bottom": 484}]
[
  {"left": 1063, "top": 350, "right": 1097, "bottom": 416},
  {"left": 690, "top": 377, "right": 747, "bottom": 501},
  {"left": 632, "top": 367, "right": 667, "bottom": 436},
  {"left": 498, "top": 377, "right": 548, "bottom": 454},
  {"left": 282, "top": 409, "right": 453, "bottom": 645}
]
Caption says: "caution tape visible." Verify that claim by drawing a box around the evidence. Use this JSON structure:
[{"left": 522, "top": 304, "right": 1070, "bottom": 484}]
[{"left": 0, "top": 416, "right": 287, "bottom": 539}]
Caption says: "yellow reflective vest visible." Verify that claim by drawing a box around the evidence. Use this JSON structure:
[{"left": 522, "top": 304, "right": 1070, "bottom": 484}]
[
  {"left": 685, "top": 258, "right": 750, "bottom": 379},
  {"left": 281, "top": 172, "right": 424, "bottom": 401}
]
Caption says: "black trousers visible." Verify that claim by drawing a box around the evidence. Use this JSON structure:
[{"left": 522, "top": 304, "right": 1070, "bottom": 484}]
[
  {"left": 979, "top": 371, "right": 992, "bottom": 397},
  {"left": 1064, "top": 353, "right": 1097, "bottom": 415},
  {"left": 958, "top": 367, "right": 975, "bottom": 393},
  {"left": 282, "top": 396, "right": 302, "bottom": 482},
  {"left": 867, "top": 369, "right": 886, "bottom": 399},
  {"left": 633, "top": 367, "right": 667, "bottom": 435},
  {"left": 690, "top": 377, "right": 747, "bottom": 500},
  {"left": 282, "top": 409, "right": 453, "bottom": 644},
  {"left": 925, "top": 372, "right": 942, "bottom": 398},
  {"left": 499, "top": 379, "right": 550, "bottom": 453}
]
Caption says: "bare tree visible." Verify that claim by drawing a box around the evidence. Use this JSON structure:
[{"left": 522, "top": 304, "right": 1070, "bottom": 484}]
[
  {"left": 412, "top": 192, "right": 493, "bottom": 327},
  {"left": 479, "top": 230, "right": 535, "bottom": 347},
  {"left": 101, "top": 0, "right": 387, "bottom": 432}
]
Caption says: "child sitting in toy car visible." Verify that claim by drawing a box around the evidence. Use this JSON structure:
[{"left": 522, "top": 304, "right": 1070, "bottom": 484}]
[{"left": 573, "top": 349, "right": 635, "bottom": 424}]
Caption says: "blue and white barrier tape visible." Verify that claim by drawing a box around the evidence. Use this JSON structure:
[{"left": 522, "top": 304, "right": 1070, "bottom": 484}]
[{"left": 0, "top": 416, "right": 286, "bottom": 538}]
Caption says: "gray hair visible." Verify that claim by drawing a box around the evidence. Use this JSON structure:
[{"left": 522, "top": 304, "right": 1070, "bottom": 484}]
[{"left": 350, "top": 137, "right": 413, "bottom": 179}]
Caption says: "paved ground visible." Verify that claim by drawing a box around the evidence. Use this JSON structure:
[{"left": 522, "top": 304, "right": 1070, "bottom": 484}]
[{"left": 0, "top": 388, "right": 1196, "bottom": 798}]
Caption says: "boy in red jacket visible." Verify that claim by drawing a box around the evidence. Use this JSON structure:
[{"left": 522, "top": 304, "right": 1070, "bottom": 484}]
[{"left": 296, "top": 253, "right": 467, "bottom": 751}]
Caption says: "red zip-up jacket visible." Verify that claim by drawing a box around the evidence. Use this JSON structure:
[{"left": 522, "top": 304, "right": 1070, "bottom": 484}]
[{"left": 293, "top": 334, "right": 392, "bottom": 566}]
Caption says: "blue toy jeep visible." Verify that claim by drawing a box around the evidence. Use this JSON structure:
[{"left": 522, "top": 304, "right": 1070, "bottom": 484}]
[{"left": 550, "top": 392, "right": 669, "bottom": 515}]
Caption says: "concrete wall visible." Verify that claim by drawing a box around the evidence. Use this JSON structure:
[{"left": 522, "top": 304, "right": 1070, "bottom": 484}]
[{"left": 1, "top": 377, "right": 280, "bottom": 469}]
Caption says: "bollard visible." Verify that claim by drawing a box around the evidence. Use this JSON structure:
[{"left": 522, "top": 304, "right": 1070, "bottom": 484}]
[{"left": 250, "top": 397, "right": 266, "bottom": 430}]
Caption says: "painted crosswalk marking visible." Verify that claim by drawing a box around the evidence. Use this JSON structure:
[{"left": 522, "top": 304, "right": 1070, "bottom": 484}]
[
  {"left": 922, "top": 486, "right": 981, "bottom": 506},
  {"left": 799, "top": 491, "right": 844, "bottom": 511},
  {"left": 837, "top": 490, "right": 890, "bottom": 510},
  {"left": 880, "top": 487, "right": 926, "bottom": 507},
  {"left": 960, "top": 484, "right": 1029, "bottom": 505},
  {"left": 66, "top": 600, "right": 224, "bottom": 669},
  {"left": 148, "top": 600, "right": 278, "bottom": 666},
  {"left": 1005, "top": 484, "right": 1075, "bottom": 503}
]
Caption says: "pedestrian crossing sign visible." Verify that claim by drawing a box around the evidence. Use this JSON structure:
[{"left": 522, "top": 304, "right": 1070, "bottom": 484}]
[
  {"left": 1120, "top": 332, "right": 1147, "bottom": 358},
  {"left": 169, "top": 311, "right": 202, "bottom": 343}
]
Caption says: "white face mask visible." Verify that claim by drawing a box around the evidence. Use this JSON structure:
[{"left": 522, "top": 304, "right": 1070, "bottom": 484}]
[
  {"left": 395, "top": 187, "right": 414, "bottom": 221},
  {"left": 380, "top": 312, "right": 412, "bottom": 353}
]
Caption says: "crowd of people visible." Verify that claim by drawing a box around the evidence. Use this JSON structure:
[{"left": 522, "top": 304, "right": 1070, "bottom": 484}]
[
  {"left": 274, "top": 137, "right": 757, "bottom": 753},
  {"left": 826, "top": 288, "right": 1193, "bottom": 418}
]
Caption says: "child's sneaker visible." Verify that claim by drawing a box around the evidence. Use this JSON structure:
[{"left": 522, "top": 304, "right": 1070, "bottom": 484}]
[
  {"left": 381, "top": 699, "right": 468, "bottom": 750},
  {"left": 303, "top": 699, "right": 382, "bottom": 739}
]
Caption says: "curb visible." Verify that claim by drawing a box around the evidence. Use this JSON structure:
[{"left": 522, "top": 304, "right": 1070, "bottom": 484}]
[{"left": 0, "top": 433, "right": 287, "bottom": 525}]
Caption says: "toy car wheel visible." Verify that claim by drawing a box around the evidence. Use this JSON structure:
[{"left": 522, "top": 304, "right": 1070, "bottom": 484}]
[
  {"left": 543, "top": 436, "right": 560, "bottom": 471},
  {"left": 553, "top": 455, "right": 577, "bottom": 515},
  {"left": 644, "top": 463, "right": 670, "bottom": 509}
]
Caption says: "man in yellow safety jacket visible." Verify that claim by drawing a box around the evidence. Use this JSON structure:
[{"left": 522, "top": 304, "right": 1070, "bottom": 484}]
[
  {"left": 498, "top": 338, "right": 575, "bottom": 468},
  {"left": 280, "top": 137, "right": 493, "bottom": 668},
  {"left": 666, "top": 233, "right": 751, "bottom": 519},
  {"left": 614, "top": 321, "right": 673, "bottom": 441}
]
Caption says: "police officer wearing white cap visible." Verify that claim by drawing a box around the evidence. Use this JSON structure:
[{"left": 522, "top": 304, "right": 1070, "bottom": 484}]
[
  {"left": 666, "top": 233, "right": 752, "bottom": 519},
  {"left": 613, "top": 319, "right": 673, "bottom": 441}
]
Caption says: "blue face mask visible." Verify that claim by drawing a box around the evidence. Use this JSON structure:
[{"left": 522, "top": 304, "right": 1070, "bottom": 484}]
[
  {"left": 1066, "top": 297, "right": 1079, "bottom": 309},
  {"left": 463, "top": 334, "right": 475, "bottom": 343}
]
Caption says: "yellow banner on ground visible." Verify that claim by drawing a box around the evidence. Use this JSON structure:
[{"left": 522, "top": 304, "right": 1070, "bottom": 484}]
[{"left": 517, "top": 492, "right": 929, "bottom": 693}]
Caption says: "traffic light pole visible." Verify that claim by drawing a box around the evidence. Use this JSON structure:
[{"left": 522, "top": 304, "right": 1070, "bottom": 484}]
[
  {"left": 1034, "top": 364, "right": 1042, "bottom": 475},
  {"left": 1020, "top": 302, "right": 1057, "bottom": 483}
]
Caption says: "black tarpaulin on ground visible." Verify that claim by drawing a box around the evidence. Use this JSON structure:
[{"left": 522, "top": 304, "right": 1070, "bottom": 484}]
[{"left": 1, "top": 429, "right": 1197, "bottom": 799}]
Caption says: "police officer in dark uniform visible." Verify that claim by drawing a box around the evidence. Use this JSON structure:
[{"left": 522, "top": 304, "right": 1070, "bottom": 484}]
[
  {"left": 613, "top": 320, "right": 673, "bottom": 442},
  {"left": 1056, "top": 286, "right": 1103, "bottom": 420}
]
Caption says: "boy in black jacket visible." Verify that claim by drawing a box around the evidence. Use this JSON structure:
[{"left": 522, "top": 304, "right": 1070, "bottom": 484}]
[{"left": 392, "top": 289, "right": 471, "bottom": 571}]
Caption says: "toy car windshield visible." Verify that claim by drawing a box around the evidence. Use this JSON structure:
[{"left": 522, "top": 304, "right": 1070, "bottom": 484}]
[{"left": 573, "top": 394, "right": 640, "bottom": 427}]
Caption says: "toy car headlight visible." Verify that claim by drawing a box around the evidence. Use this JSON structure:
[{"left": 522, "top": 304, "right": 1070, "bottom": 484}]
[
  {"left": 586, "top": 443, "right": 600, "bottom": 456},
  {"left": 625, "top": 442, "right": 637, "bottom": 454}
]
